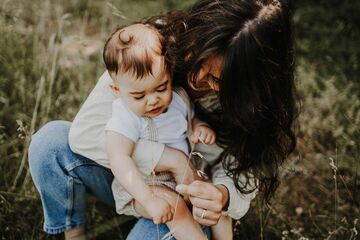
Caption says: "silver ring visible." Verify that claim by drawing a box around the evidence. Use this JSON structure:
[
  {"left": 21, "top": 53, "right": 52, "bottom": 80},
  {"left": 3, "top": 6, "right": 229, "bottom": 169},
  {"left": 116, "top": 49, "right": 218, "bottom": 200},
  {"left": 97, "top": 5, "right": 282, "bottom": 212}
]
[{"left": 201, "top": 209, "right": 206, "bottom": 219}]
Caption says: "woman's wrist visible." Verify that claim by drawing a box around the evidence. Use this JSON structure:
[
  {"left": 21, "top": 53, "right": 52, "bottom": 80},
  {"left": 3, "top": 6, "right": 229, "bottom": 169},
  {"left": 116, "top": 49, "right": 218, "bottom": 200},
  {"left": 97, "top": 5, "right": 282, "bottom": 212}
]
[{"left": 215, "top": 184, "right": 230, "bottom": 211}]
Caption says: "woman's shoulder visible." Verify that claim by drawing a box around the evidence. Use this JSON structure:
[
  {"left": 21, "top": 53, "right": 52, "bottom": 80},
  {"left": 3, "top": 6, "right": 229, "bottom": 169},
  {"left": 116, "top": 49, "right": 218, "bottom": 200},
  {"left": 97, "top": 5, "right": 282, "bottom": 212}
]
[
  {"left": 71, "top": 71, "right": 117, "bottom": 130},
  {"left": 80, "top": 71, "right": 117, "bottom": 108},
  {"left": 97, "top": 71, "right": 113, "bottom": 87}
]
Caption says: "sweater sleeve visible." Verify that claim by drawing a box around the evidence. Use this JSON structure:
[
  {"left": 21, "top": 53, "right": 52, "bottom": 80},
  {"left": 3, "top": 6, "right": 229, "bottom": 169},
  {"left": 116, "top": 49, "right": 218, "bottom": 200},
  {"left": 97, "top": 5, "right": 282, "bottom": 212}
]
[
  {"left": 211, "top": 160, "right": 258, "bottom": 219},
  {"left": 193, "top": 143, "right": 257, "bottom": 219}
]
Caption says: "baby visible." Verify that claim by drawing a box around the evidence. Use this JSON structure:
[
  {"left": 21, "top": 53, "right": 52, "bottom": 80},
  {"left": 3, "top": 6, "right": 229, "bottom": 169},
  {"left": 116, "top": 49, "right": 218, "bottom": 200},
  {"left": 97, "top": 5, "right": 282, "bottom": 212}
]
[{"left": 103, "top": 23, "right": 216, "bottom": 240}]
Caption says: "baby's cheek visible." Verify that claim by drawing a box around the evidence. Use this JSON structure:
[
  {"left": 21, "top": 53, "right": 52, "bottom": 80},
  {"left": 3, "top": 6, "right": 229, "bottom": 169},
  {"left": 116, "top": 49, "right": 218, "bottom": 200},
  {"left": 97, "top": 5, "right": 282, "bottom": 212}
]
[
  {"left": 129, "top": 101, "right": 145, "bottom": 115},
  {"left": 164, "top": 91, "right": 173, "bottom": 107}
]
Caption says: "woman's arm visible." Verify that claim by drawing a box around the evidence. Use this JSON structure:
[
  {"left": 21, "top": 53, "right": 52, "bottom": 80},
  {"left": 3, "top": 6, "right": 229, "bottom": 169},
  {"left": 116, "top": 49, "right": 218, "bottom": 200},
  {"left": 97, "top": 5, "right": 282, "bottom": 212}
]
[
  {"left": 68, "top": 71, "right": 117, "bottom": 168},
  {"left": 176, "top": 169, "right": 258, "bottom": 226},
  {"left": 176, "top": 143, "right": 258, "bottom": 225}
]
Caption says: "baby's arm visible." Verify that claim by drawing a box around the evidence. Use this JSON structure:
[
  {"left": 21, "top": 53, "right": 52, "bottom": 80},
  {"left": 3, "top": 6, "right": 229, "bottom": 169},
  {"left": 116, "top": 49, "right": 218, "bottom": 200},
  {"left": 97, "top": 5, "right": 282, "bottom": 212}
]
[
  {"left": 106, "top": 131, "right": 173, "bottom": 224},
  {"left": 190, "top": 117, "right": 216, "bottom": 144},
  {"left": 154, "top": 146, "right": 202, "bottom": 185}
]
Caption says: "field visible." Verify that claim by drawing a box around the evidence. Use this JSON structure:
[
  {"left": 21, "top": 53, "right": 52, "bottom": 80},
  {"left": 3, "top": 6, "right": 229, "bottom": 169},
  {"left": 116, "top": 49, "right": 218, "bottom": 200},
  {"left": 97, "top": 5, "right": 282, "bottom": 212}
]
[{"left": 0, "top": 0, "right": 359, "bottom": 239}]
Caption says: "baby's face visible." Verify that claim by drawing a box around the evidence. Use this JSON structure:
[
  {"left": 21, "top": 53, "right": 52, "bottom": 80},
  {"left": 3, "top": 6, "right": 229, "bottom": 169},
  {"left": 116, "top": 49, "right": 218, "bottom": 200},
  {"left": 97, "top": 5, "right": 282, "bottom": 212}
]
[
  {"left": 109, "top": 23, "right": 173, "bottom": 117},
  {"left": 113, "top": 66, "right": 172, "bottom": 118}
]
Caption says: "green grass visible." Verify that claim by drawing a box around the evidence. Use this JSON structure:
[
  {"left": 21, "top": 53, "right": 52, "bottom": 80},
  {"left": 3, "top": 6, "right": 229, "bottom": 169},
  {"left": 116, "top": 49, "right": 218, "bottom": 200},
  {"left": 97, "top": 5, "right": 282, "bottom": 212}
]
[{"left": 0, "top": 0, "right": 359, "bottom": 239}]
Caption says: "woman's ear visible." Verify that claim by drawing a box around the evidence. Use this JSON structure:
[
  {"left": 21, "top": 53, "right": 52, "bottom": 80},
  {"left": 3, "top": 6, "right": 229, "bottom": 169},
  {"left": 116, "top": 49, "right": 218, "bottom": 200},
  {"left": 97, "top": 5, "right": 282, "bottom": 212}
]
[{"left": 109, "top": 83, "right": 120, "bottom": 94}]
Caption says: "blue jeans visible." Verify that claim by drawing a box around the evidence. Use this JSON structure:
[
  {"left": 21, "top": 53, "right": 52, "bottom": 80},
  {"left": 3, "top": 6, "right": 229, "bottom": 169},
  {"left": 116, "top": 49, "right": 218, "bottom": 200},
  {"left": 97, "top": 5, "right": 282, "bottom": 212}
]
[
  {"left": 28, "top": 121, "right": 210, "bottom": 239},
  {"left": 127, "top": 218, "right": 212, "bottom": 240}
]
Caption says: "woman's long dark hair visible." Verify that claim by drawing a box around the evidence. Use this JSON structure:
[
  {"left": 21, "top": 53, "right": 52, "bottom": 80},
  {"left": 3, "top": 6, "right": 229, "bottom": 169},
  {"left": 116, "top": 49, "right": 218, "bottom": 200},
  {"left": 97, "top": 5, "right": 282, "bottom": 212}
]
[{"left": 147, "top": 0, "right": 297, "bottom": 203}]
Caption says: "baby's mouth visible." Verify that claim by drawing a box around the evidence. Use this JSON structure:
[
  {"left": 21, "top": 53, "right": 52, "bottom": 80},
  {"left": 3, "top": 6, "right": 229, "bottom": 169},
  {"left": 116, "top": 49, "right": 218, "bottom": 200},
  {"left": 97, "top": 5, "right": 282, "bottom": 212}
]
[{"left": 147, "top": 106, "right": 162, "bottom": 114}]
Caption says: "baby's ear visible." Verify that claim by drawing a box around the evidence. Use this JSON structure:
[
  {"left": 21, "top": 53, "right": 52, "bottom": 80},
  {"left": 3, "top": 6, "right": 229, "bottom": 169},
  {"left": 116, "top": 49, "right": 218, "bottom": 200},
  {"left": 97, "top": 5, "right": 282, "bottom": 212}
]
[{"left": 109, "top": 83, "right": 120, "bottom": 93}]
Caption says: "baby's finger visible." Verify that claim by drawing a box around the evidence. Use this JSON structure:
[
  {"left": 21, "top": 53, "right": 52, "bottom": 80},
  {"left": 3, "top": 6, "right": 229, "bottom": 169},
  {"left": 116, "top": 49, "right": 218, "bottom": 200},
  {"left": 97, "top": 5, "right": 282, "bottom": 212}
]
[
  {"left": 209, "top": 135, "right": 216, "bottom": 144},
  {"left": 162, "top": 215, "right": 168, "bottom": 224},
  {"left": 204, "top": 133, "right": 212, "bottom": 144},
  {"left": 153, "top": 217, "right": 161, "bottom": 225},
  {"left": 191, "top": 131, "right": 201, "bottom": 143},
  {"left": 207, "top": 133, "right": 215, "bottom": 144},
  {"left": 166, "top": 210, "right": 173, "bottom": 223},
  {"left": 198, "top": 130, "right": 205, "bottom": 143},
  {"left": 167, "top": 211, "right": 173, "bottom": 222},
  {"left": 190, "top": 136, "right": 198, "bottom": 144}
]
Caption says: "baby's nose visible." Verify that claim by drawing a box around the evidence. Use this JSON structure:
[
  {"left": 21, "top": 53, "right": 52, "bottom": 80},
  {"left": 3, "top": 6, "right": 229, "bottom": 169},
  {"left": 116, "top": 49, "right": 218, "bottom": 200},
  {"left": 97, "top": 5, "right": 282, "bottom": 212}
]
[{"left": 147, "top": 96, "right": 159, "bottom": 106}]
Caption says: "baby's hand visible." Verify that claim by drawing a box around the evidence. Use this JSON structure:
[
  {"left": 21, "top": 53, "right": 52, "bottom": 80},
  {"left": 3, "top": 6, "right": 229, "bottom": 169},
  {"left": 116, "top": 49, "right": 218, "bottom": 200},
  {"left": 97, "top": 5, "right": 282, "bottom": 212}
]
[
  {"left": 190, "top": 125, "right": 216, "bottom": 144},
  {"left": 144, "top": 195, "right": 174, "bottom": 224}
]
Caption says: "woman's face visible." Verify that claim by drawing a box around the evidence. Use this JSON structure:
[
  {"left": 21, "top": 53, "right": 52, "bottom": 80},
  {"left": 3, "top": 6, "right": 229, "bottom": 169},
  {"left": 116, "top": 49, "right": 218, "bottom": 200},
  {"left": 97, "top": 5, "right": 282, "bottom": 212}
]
[{"left": 191, "top": 56, "right": 223, "bottom": 92}]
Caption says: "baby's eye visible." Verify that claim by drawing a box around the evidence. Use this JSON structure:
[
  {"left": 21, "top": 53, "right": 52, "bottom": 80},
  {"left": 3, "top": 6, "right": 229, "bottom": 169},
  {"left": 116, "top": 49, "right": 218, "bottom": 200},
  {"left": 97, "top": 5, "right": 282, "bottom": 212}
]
[
  {"left": 133, "top": 95, "right": 144, "bottom": 100},
  {"left": 157, "top": 86, "right": 167, "bottom": 92}
]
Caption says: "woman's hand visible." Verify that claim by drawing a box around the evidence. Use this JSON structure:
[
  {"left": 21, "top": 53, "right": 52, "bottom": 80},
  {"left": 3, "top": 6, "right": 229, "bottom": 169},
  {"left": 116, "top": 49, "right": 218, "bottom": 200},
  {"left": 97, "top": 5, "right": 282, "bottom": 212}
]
[{"left": 176, "top": 181, "right": 229, "bottom": 226}]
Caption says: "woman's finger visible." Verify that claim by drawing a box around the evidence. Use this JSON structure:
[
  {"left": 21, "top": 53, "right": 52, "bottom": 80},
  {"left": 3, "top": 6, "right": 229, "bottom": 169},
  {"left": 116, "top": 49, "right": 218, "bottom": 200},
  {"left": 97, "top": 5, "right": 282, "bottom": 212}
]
[
  {"left": 189, "top": 195, "right": 223, "bottom": 213},
  {"left": 193, "top": 214, "right": 218, "bottom": 226},
  {"left": 192, "top": 206, "right": 222, "bottom": 221},
  {"left": 176, "top": 181, "right": 222, "bottom": 200}
]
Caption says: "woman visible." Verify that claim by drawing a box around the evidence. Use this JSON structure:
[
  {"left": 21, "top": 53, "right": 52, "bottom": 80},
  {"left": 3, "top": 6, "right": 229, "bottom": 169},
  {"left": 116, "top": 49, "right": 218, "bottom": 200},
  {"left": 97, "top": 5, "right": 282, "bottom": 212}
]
[
  {"left": 127, "top": 0, "right": 296, "bottom": 238},
  {"left": 28, "top": 0, "right": 296, "bottom": 239}
]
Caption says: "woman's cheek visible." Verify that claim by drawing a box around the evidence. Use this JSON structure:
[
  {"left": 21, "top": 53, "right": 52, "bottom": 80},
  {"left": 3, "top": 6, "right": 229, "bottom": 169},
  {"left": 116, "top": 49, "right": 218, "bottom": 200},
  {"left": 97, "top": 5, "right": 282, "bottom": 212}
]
[{"left": 208, "top": 80, "right": 220, "bottom": 92}]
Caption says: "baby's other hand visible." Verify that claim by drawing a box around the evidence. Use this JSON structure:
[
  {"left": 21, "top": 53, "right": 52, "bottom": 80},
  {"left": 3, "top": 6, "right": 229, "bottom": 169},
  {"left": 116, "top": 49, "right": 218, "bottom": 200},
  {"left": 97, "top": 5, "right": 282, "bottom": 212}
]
[
  {"left": 145, "top": 195, "right": 174, "bottom": 224},
  {"left": 190, "top": 125, "right": 216, "bottom": 144}
]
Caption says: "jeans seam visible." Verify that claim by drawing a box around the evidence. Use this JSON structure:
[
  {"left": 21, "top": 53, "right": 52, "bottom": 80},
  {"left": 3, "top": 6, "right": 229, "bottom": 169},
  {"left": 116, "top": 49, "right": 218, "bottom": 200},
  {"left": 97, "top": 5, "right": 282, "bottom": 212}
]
[
  {"left": 66, "top": 176, "right": 74, "bottom": 226},
  {"left": 65, "top": 159, "right": 106, "bottom": 172},
  {"left": 51, "top": 140, "right": 100, "bottom": 172}
]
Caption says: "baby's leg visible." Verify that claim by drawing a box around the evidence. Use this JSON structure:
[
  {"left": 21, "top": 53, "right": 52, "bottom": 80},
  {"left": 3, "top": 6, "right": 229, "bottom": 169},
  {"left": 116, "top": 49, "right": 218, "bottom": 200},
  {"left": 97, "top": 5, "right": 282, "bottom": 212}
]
[
  {"left": 211, "top": 215, "right": 233, "bottom": 240},
  {"left": 134, "top": 186, "right": 208, "bottom": 240}
]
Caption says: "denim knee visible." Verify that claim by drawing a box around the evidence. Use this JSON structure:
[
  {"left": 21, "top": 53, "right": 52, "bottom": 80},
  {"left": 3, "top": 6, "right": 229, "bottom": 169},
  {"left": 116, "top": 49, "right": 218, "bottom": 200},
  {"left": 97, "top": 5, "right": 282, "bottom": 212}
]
[
  {"left": 29, "top": 121, "right": 71, "bottom": 186},
  {"left": 28, "top": 120, "right": 87, "bottom": 234}
]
